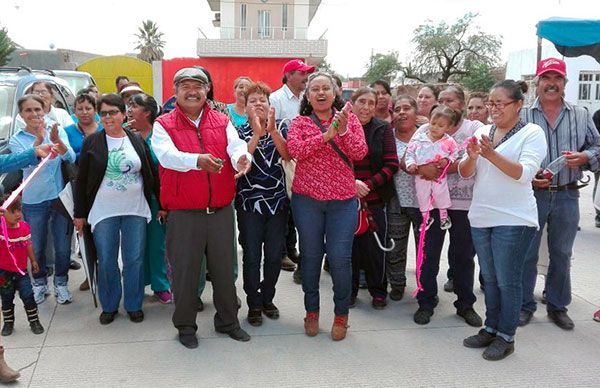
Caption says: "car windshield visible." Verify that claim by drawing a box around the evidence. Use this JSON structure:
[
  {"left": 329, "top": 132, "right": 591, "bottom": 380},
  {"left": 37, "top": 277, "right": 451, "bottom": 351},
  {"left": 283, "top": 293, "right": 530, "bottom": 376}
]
[
  {"left": 55, "top": 74, "right": 91, "bottom": 95},
  {"left": 0, "top": 84, "right": 16, "bottom": 140}
]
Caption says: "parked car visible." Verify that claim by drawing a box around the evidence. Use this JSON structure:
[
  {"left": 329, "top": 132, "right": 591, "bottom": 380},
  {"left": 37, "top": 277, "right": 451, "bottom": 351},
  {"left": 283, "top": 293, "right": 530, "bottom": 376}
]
[
  {"left": 0, "top": 66, "right": 75, "bottom": 193},
  {"left": 51, "top": 70, "right": 97, "bottom": 95}
]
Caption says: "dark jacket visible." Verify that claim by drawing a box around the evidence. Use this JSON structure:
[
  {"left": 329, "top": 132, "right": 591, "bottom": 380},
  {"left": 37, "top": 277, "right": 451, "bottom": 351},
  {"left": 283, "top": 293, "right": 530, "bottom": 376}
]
[{"left": 74, "top": 129, "right": 159, "bottom": 219}]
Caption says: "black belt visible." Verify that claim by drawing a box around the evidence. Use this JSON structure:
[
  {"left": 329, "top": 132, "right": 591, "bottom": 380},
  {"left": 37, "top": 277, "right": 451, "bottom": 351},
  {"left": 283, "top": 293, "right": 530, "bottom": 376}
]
[{"left": 534, "top": 182, "right": 588, "bottom": 192}]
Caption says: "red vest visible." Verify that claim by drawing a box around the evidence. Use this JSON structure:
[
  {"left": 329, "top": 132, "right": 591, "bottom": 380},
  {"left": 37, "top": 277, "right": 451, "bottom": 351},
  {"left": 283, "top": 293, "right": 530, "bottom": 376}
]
[{"left": 156, "top": 103, "right": 236, "bottom": 210}]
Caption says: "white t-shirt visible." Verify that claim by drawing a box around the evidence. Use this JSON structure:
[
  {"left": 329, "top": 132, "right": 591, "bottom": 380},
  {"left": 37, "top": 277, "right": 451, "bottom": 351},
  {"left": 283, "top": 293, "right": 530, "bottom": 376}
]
[
  {"left": 462, "top": 123, "right": 547, "bottom": 229},
  {"left": 88, "top": 135, "right": 151, "bottom": 231}
]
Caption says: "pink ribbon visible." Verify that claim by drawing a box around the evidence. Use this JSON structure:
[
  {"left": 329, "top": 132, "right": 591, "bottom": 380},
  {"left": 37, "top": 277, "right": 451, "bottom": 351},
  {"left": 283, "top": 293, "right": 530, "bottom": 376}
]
[
  {"left": 0, "top": 152, "right": 55, "bottom": 275},
  {"left": 413, "top": 138, "right": 473, "bottom": 297}
]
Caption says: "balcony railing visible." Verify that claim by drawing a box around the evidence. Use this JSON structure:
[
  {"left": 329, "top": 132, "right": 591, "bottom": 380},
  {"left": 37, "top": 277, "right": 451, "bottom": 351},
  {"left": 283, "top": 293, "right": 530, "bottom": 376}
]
[{"left": 219, "top": 26, "right": 309, "bottom": 40}]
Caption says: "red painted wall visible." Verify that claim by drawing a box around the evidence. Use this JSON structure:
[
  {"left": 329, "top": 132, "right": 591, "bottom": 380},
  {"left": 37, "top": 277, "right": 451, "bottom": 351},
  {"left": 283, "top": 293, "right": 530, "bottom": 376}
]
[{"left": 161, "top": 57, "right": 297, "bottom": 104}]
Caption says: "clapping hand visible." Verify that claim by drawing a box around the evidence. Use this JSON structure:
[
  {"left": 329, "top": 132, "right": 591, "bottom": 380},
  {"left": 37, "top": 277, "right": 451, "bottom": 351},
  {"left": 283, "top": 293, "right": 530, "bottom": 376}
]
[
  {"left": 478, "top": 134, "right": 495, "bottom": 159},
  {"left": 466, "top": 139, "right": 481, "bottom": 160},
  {"left": 266, "top": 107, "right": 276, "bottom": 134},
  {"left": 248, "top": 106, "right": 265, "bottom": 138},
  {"left": 49, "top": 123, "right": 68, "bottom": 155},
  {"left": 235, "top": 155, "right": 251, "bottom": 178}
]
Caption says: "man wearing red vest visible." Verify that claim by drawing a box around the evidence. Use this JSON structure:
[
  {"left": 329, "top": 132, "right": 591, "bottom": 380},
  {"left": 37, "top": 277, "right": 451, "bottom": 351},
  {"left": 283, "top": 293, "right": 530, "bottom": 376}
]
[{"left": 152, "top": 67, "right": 252, "bottom": 349}]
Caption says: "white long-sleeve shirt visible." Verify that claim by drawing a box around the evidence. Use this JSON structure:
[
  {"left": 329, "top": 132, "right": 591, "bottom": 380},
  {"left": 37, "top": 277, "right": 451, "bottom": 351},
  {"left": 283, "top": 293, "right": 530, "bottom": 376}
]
[
  {"left": 151, "top": 109, "right": 251, "bottom": 172},
  {"left": 460, "top": 122, "right": 547, "bottom": 228}
]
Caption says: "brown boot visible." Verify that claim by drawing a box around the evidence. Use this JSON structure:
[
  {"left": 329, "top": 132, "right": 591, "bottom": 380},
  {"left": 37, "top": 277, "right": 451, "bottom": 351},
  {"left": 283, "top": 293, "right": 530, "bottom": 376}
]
[
  {"left": 0, "top": 346, "right": 20, "bottom": 382},
  {"left": 331, "top": 315, "right": 349, "bottom": 341},
  {"left": 304, "top": 311, "right": 319, "bottom": 337}
]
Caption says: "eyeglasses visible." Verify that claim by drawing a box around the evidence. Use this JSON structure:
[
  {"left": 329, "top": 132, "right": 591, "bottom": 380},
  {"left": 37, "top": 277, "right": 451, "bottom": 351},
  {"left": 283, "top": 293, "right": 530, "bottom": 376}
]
[
  {"left": 485, "top": 100, "right": 517, "bottom": 110},
  {"left": 32, "top": 90, "right": 50, "bottom": 96},
  {"left": 99, "top": 110, "right": 122, "bottom": 117}
]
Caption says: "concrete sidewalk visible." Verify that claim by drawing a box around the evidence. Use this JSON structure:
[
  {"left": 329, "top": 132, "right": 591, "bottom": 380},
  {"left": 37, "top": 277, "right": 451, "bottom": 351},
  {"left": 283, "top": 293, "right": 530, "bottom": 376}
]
[{"left": 4, "top": 184, "right": 600, "bottom": 387}]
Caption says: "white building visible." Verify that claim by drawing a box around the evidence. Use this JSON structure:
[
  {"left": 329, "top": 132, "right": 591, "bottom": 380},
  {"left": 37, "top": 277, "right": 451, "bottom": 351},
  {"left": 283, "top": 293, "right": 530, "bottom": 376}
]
[
  {"left": 506, "top": 45, "right": 600, "bottom": 113},
  {"left": 199, "top": 0, "right": 327, "bottom": 65}
]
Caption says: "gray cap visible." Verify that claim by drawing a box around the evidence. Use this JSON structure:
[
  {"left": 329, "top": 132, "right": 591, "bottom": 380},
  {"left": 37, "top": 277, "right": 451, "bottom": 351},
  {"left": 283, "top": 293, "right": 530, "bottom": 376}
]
[{"left": 174, "top": 67, "right": 209, "bottom": 85}]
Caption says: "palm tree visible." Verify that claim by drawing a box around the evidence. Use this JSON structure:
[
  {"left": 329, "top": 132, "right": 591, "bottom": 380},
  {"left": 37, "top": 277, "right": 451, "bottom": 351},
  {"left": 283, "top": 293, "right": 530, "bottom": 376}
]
[
  {"left": 0, "top": 27, "right": 16, "bottom": 66},
  {"left": 134, "top": 20, "right": 165, "bottom": 63}
]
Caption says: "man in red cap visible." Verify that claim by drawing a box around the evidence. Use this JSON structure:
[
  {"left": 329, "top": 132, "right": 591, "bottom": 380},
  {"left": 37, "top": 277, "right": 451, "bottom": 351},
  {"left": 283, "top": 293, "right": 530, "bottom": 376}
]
[
  {"left": 269, "top": 59, "right": 315, "bottom": 275},
  {"left": 519, "top": 57, "right": 600, "bottom": 330}
]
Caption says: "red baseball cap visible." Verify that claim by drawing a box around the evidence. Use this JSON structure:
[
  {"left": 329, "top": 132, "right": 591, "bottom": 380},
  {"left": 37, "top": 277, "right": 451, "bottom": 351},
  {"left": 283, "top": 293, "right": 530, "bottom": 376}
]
[
  {"left": 282, "top": 59, "right": 315, "bottom": 75},
  {"left": 536, "top": 57, "right": 566, "bottom": 77}
]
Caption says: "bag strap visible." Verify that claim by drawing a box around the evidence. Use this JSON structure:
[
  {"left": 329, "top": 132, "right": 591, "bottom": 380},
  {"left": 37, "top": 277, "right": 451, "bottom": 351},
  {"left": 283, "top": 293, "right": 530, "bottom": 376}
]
[{"left": 310, "top": 112, "right": 353, "bottom": 169}]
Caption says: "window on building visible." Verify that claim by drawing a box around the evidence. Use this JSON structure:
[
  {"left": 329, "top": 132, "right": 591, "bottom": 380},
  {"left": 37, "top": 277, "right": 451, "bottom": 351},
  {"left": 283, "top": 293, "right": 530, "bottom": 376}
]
[
  {"left": 241, "top": 4, "right": 247, "bottom": 31},
  {"left": 258, "top": 10, "right": 271, "bottom": 38},
  {"left": 282, "top": 4, "right": 288, "bottom": 32},
  {"left": 578, "top": 71, "right": 600, "bottom": 101}
]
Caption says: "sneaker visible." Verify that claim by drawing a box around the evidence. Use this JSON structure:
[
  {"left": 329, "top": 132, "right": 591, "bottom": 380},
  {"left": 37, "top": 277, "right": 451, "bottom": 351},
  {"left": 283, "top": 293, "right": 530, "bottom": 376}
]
[
  {"left": 99, "top": 311, "right": 117, "bottom": 325},
  {"left": 372, "top": 296, "right": 387, "bottom": 310},
  {"left": 29, "top": 320, "right": 44, "bottom": 335},
  {"left": 457, "top": 308, "right": 483, "bottom": 327},
  {"left": 548, "top": 310, "right": 574, "bottom": 330},
  {"left": 247, "top": 309, "right": 263, "bottom": 326},
  {"left": 262, "top": 303, "right": 279, "bottom": 319},
  {"left": 413, "top": 308, "right": 433, "bottom": 325},
  {"left": 593, "top": 309, "right": 600, "bottom": 322},
  {"left": 1, "top": 322, "right": 13, "bottom": 336},
  {"left": 463, "top": 329, "right": 496, "bottom": 348},
  {"left": 54, "top": 285, "right": 73, "bottom": 304},
  {"left": 33, "top": 285, "right": 49, "bottom": 304},
  {"left": 421, "top": 217, "right": 434, "bottom": 232},
  {"left": 154, "top": 290, "right": 173, "bottom": 304},
  {"left": 389, "top": 287, "right": 405, "bottom": 301},
  {"left": 440, "top": 217, "right": 452, "bottom": 230},
  {"left": 482, "top": 337, "right": 514, "bottom": 361}
]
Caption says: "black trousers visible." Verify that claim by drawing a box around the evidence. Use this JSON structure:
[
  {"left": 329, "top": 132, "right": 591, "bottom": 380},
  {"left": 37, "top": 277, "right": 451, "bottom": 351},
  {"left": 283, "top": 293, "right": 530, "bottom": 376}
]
[
  {"left": 417, "top": 209, "right": 476, "bottom": 311},
  {"left": 167, "top": 207, "right": 240, "bottom": 335},
  {"left": 351, "top": 207, "right": 388, "bottom": 298}
]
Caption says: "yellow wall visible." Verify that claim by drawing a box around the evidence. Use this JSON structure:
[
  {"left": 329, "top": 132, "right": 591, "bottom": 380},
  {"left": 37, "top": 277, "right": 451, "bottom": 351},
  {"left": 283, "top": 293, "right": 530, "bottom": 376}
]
[{"left": 77, "top": 55, "right": 153, "bottom": 95}]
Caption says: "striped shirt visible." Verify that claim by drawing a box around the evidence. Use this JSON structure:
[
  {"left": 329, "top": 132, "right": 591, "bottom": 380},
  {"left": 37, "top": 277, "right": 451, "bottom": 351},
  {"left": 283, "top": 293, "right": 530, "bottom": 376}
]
[
  {"left": 353, "top": 118, "right": 399, "bottom": 208},
  {"left": 521, "top": 98, "right": 600, "bottom": 186}
]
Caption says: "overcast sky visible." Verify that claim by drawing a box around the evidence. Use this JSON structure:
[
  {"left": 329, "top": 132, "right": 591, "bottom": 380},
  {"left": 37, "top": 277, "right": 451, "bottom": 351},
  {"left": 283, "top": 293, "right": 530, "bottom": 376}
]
[{"left": 2, "top": 0, "right": 595, "bottom": 77}]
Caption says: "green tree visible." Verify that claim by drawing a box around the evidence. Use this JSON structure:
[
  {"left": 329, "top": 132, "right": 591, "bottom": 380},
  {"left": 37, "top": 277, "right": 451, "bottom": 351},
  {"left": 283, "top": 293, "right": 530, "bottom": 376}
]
[
  {"left": 0, "top": 26, "right": 16, "bottom": 66},
  {"left": 460, "top": 63, "right": 496, "bottom": 92},
  {"left": 409, "top": 13, "right": 501, "bottom": 82},
  {"left": 134, "top": 20, "right": 165, "bottom": 63},
  {"left": 363, "top": 51, "right": 402, "bottom": 85}
]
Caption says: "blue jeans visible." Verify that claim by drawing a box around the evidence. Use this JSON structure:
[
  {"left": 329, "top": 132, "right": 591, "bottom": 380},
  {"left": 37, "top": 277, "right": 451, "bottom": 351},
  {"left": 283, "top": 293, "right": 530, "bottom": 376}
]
[
  {"left": 23, "top": 199, "right": 72, "bottom": 286},
  {"left": 0, "top": 270, "right": 36, "bottom": 310},
  {"left": 522, "top": 189, "right": 579, "bottom": 313},
  {"left": 237, "top": 208, "right": 288, "bottom": 309},
  {"left": 472, "top": 226, "right": 536, "bottom": 341},
  {"left": 93, "top": 216, "right": 146, "bottom": 313},
  {"left": 292, "top": 193, "right": 357, "bottom": 316}
]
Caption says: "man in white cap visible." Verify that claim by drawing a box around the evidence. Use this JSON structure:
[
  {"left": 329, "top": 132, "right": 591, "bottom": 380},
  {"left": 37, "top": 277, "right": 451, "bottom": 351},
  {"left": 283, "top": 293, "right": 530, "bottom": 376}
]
[
  {"left": 152, "top": 67, "right": 252, "bottom": 348},
  {"left": 519, "top": 57, "right": 600, "bottom": 330},
  {"left": 269, "top": 59, "right": 315, "bottom": 275}
]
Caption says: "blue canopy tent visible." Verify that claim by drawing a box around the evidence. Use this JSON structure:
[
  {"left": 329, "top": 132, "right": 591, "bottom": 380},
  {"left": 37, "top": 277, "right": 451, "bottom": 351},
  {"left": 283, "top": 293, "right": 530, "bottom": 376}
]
[{"left": 537, "top": 17, "right": 600, "bottom": 64}]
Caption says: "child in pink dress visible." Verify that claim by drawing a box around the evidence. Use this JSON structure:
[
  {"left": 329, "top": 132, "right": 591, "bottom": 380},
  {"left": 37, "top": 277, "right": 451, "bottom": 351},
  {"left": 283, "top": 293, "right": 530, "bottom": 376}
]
[
  {"left": 405, "top": 106, "right": 460, "bottom": 230},
  {"left": 0, "top": 195, "right": 44, "bottom": 336}
]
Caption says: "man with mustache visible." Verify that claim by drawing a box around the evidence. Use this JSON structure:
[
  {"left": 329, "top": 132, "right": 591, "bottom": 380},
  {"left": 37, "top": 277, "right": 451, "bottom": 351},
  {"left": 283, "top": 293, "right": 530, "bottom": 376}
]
[
  {"left": 519, "top": 58, "right": 600, "bottom": 330},
  {"left": 152, "top": 67, "right": 252, "bottom": 348}
]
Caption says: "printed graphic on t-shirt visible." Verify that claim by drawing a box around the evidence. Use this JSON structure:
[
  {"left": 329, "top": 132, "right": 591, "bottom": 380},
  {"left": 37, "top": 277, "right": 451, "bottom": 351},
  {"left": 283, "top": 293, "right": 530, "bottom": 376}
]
[{"left": 106, "top": 146, "right": 140, "bottom": 192}]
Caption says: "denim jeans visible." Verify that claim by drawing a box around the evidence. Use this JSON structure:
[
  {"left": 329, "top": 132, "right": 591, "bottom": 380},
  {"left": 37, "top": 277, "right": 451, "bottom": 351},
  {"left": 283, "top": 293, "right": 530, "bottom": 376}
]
[
  {"left": 0, "top": 270, "right": 36, "bottom": 310},
  {"left": 472, "top": 226, "right": 536, "bottom": 341},
  {"left": 292, "top": 193, "right": 357, "bottom": 316},
  {"left": 237, "top": 208, "right": 288, "bottom": 309},
  {"left": 417, "top": 209, "right": 476, "bottom": 311},
  {"left": 522, "top": 189, "right": 579, "bottom": 313},
  {"left": 93, "top": 216, "right": 147, "bottom": 313},
  {"left": 23, "top": 199, "right": 72, "bottom": 286}
]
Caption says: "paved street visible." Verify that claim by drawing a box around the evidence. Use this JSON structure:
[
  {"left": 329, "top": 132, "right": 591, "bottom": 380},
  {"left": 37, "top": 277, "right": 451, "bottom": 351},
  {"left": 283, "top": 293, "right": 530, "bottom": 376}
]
[{"left": 4, "top": 179, "right": 600, "bottom": 387}]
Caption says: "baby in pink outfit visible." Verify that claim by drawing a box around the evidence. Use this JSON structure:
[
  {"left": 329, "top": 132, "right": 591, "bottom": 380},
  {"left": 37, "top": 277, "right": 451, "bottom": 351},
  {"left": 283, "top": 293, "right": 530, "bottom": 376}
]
[{"left": 405, "top": 106, "right": 460, "bottom": 230}]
